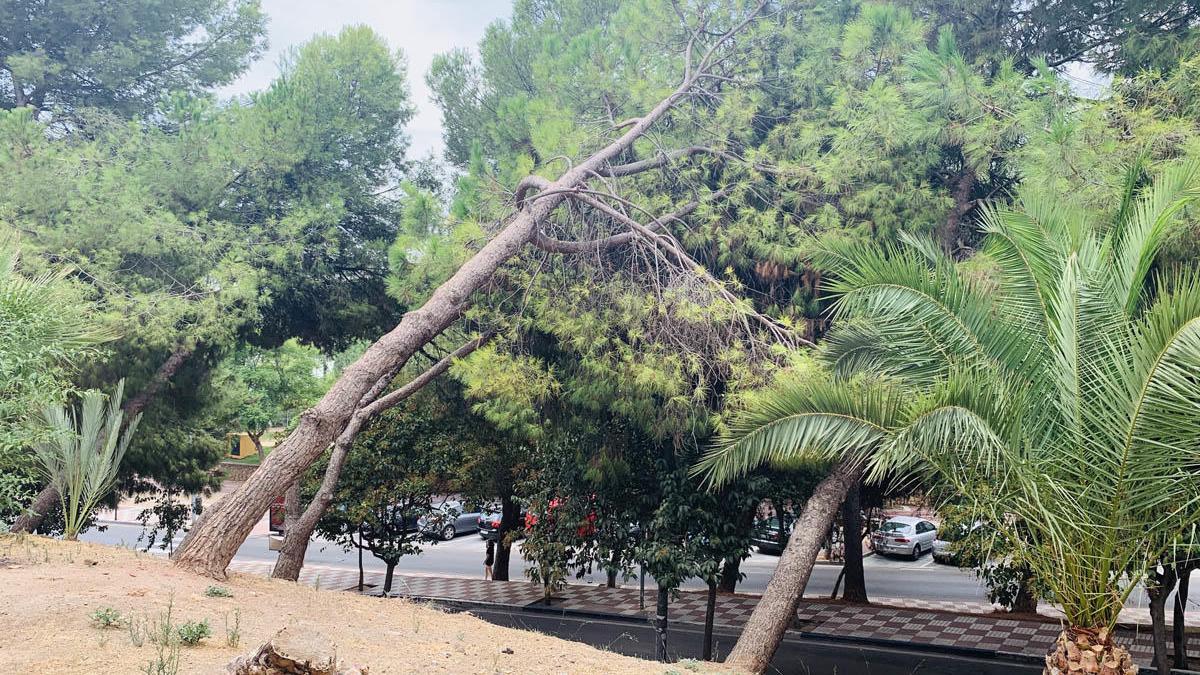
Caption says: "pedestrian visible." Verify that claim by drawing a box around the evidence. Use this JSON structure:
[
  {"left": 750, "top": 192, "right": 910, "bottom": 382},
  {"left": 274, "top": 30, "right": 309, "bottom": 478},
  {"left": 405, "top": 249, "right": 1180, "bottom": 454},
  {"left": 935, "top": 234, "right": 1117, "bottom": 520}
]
[{"left": 484, "top": 539, "right": 495, "bottom": 580}]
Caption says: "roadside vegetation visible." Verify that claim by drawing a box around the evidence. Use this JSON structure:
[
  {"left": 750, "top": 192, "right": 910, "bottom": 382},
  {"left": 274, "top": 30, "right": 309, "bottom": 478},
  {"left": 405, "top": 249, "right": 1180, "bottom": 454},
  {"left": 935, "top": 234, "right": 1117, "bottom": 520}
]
[{"left": 3, "top": 1, "right": 1200, "bottom": 674}]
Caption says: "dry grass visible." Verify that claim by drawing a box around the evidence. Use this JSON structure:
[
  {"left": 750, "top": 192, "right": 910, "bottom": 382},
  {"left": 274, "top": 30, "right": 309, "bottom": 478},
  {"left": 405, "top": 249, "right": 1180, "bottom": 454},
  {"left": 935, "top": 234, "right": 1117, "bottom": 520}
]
[{"left": 0, "top": 535, "right": 703, "bottom": 674}]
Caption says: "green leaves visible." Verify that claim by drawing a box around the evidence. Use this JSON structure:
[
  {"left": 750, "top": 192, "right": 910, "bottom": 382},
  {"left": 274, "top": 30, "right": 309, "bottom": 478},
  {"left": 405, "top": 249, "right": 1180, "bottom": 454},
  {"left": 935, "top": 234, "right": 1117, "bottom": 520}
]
[
  {"left": 699, "top": 161, "right": 1200, "bottom": 630},
  {"left": 32, "top": 380, "right": 140, "bottom": 540}
]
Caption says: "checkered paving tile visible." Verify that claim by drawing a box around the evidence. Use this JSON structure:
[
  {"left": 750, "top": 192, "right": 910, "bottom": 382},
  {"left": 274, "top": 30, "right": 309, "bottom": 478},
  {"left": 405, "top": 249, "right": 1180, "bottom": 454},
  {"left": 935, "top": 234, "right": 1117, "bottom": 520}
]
[{"left": 226, "top": 560, "right": 1169, "bottom": 667}]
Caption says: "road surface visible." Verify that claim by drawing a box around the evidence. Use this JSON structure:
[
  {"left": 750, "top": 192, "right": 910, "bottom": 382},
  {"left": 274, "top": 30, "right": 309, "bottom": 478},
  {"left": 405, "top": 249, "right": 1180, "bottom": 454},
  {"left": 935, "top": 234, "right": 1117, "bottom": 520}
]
[{"left": 83, "top": 521, "right": 993, "bottom": 601}]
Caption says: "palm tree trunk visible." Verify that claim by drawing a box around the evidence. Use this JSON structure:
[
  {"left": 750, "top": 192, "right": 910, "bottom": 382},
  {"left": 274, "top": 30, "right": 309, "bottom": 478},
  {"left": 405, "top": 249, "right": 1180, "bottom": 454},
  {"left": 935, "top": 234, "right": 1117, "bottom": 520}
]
[
  {"left": 1045, "top": 627, "right": 1136, "bottom": 675},
  {"left": 723, "top": 457, "right": 864, "bottom": 673}
]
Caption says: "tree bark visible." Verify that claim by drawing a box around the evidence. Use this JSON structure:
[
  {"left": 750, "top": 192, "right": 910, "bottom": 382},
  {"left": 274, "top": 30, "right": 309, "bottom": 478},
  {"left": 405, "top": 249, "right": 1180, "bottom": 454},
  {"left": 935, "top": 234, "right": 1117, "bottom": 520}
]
[
  {"left": 723, "top": 458, "right": 865, "bottom": 674},
  {"left": 719, "top": 555, "right": 742, "bottom": 594},
  {"left": 703, "top": 579, "right": 718, "bottom": 661},
  {"left": 491, "top": 495, "right": 520, "bottom": 582},
  {"left": 383, "top": 562, "right": 396, "bottom": 595},
  {"left": 169, "top": 46, "right": 747, "bottom": 576},
  {"left": 1149, "top": 566, "right": 1179, "bottom": 675},
  {"left": 1175, "top": 564, "right": 1191, "bottom": 671},
  {"left": 11, "top": 344, "right": 194, "bottom": 534},
  {"left": 283, "top": 481, "right": 301, "bottom": 533},
  {"left": 655, "top": 586, "right": 670, "bottom": 662},
  {"left": 1010, "top": 566, "right": 1038, "bottom": 614},
  {"left": 939, "top": 165, "right": 975, "bottom": 256},
  {"left": 271, "top": 336, "right": 487, "bottom": 581},
  {"left": 840, "top": 481, "right": 868, "bottom": 604},
  {"left": 719, "top": 504, "right": 757, "bottom": 593}
]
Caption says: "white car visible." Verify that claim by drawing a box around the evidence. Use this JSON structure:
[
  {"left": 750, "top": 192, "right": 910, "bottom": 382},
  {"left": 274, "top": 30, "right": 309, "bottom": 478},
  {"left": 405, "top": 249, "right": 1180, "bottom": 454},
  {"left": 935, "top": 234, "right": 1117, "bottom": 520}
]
[{"left": 872, "top": 516, "right": 937, "bottom": 560}]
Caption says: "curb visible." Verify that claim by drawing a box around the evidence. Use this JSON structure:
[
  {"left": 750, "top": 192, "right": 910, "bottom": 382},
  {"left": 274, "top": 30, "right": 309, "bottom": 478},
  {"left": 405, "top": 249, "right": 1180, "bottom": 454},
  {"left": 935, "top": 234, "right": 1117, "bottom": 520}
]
[{"left": 403, "top": 593, "right": 1049, "bottom": 668}]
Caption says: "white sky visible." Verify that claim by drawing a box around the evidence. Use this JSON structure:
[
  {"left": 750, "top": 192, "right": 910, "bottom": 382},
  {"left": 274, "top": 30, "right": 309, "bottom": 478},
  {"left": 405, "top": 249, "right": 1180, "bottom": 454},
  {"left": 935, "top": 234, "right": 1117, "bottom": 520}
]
[{"left": 222, "top": 0, "right": 514, "bottom": 160}]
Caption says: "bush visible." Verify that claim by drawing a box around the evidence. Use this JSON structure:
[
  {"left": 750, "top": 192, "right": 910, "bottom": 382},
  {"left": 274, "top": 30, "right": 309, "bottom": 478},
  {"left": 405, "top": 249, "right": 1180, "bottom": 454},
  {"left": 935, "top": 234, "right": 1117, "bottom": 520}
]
[
  {"left": 204, "top": 585, "right": 232, "bottom": 598},
  {"left": 90, "top": 607, "right": 123, "bottom": 628},
  {"left": 175, "top": 619, "right": 210, "bottom": 646}
]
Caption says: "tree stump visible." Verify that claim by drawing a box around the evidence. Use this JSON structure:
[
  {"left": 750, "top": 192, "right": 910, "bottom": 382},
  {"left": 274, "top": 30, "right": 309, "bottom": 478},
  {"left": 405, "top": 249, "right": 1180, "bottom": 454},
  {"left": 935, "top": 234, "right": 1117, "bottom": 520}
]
[{"left": 225, "top": 627, "right": 367, "bottom": 674}]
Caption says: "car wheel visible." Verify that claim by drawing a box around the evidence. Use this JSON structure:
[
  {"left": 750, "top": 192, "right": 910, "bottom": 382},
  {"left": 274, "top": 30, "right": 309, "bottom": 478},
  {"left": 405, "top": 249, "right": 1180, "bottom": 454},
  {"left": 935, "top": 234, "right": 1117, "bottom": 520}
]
[
  {"left": 442, "top": 525, "right": 456, "bottom": 541},
  {"left": 910, "top": 544, "right": 921, "bottom": 560}
]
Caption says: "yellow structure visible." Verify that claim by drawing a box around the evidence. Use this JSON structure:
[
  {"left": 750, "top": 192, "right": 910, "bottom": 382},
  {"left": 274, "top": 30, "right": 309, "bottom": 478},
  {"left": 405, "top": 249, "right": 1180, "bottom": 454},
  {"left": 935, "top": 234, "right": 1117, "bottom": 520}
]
[{"left": 227, "top": 432, "right": 259, "bottom": 459}]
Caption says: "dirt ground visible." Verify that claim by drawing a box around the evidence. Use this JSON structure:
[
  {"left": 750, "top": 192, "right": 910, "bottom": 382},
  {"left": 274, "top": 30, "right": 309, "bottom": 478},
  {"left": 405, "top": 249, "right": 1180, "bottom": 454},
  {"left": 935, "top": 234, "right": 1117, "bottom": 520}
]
[{"left": 0, "top": 535, "right": 719, "bottom": 674}]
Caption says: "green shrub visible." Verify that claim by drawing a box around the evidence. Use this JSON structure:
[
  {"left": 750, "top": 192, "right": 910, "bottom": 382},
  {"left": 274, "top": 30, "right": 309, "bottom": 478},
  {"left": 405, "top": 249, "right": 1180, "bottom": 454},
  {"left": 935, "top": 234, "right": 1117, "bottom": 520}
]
[
  {"left": 175, "top": 619, "right": 210, "bottom": 646},
  {"left": 203, "top": 585, "right": 232, "bottom": 598},
  {"left": 90, "top": 607, "right": 123, "bottom": 628}
]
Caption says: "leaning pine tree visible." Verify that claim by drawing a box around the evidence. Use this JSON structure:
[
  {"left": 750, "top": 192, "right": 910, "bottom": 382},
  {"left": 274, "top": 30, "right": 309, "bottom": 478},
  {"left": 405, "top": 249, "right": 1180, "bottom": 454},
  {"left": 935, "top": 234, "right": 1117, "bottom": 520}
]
[{"left": 697, "top": 161, "right": 1200, "bottom": 675}]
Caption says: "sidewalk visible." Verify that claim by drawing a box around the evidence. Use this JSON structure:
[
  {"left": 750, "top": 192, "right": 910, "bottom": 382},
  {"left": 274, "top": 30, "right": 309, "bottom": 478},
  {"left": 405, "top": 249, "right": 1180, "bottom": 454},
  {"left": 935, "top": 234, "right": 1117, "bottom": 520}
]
[{"left": 226, "top": 559, "right": 1169, "bottom": 668}]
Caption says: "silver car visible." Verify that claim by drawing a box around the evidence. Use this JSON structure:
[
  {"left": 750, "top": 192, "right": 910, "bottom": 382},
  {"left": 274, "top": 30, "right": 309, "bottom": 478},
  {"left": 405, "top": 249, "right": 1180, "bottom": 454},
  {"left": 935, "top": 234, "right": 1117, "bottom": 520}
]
[{"left": 871, "top": 516, "right": 937, "bottom": 560}]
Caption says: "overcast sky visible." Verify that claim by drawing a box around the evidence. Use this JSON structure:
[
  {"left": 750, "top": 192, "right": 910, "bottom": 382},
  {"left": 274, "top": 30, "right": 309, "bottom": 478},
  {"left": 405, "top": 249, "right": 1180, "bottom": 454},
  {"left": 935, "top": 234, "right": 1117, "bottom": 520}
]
[{"left": 222, "top": 1, "right": 514, "bottom": 160}]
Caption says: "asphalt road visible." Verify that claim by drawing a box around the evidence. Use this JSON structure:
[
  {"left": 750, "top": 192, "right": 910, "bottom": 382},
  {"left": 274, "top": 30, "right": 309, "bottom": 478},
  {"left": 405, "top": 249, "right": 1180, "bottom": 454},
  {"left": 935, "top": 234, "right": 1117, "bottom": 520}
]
[{"left": 83, "top": 521, "right": 993, "bottom": 601}]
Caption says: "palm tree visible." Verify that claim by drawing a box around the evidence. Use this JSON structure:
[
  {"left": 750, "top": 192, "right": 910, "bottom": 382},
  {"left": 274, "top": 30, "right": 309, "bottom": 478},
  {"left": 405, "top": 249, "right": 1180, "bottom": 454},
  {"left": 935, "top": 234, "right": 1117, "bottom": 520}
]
[
  {"left": 696, "top": 162, "right": 1200, "bottom": 675},
  {"left": 32, "top": 380, "right": 141, "bottom": 540}
]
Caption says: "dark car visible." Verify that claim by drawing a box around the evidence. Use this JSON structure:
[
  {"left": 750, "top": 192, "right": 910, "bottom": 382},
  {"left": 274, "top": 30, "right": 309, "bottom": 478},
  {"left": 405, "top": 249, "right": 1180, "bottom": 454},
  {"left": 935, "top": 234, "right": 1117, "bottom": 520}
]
[
  {"left": 477, "top": 506, "right": 528, "bottom": 541},
  {"left": 752, "top": 516, "right": 793, "bottom": 555},
  {"left": 418, "top": 499, "right": 482, "bottom": 540}
]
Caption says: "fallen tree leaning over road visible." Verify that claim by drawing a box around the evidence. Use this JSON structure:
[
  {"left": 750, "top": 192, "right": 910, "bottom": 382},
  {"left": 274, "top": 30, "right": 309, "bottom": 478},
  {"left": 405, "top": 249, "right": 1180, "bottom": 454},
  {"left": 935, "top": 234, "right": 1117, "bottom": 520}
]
[{"left": 171, "top": 0, "right": 787, "bottom": 578}]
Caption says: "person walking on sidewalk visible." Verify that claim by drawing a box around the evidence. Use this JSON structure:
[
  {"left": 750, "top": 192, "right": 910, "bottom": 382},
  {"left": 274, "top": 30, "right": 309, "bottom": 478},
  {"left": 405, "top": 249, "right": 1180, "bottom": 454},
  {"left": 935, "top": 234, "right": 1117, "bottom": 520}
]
[{"left": 484, "top": 539, "right": 495, "bottom": 580}]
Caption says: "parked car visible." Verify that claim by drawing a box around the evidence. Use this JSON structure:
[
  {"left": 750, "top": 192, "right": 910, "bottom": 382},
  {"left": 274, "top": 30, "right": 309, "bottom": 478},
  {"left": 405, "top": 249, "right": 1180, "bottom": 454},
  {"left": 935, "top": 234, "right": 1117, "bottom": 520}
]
[
  {"left": 932, "top": 520, "right": 982, "bottom": 565},
  {"left": 477, "top": 506, "right": 528, "bottom": 541},
  {"left": 418, "top": 499, "right": 482, "bottom": 540},
  {"left": 751, "top": 516, "right": 793, "bottom": 555},
  {"left": 871, "top": 516, "right": 937, "bottom": 560}
]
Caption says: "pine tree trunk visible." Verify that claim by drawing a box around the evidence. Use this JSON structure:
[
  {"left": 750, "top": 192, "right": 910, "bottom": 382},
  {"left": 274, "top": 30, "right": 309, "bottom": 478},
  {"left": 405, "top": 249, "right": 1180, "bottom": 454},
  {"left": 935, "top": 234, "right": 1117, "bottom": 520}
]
[
  {"left": 840, "top": 482, "right": 868, "bottom": 604},
  {"left": 271, "top": 336, "right": 485, "bottom": 581},
  {"left": 1044, "top": 627, "right": 1136, "bottom": 675},
  {"left": 491, "top": 495, "right": 519, "bottom": 582},
  {"left": 169, "top": 69, "right": 709, "bottom": 577},
  {"left": 703, "top": 579, "right": 717, "bottom": 661},
  {"left": 723, "top": 458, "right": 864, "bottom": 674},
  {"left": 1175, "top": 564, "right": 1191, "bottom": 671}
]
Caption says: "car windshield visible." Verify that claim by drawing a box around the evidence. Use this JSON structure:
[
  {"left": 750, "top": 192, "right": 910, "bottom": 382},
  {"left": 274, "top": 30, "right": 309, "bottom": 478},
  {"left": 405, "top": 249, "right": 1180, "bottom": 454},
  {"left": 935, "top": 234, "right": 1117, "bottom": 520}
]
[{"left": 879, "top": 521, "right": 912, "bottom": 534}]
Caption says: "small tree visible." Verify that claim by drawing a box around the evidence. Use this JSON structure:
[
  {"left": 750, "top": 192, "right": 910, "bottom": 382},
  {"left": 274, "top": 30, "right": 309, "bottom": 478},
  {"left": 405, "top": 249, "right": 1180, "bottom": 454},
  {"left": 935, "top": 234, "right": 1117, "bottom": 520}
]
[
  {"left": 309, "top": 393, "right": 460, "bottom": 593},
  {"left": 32, "top": 380, "right": 141, "bottom": 540}
]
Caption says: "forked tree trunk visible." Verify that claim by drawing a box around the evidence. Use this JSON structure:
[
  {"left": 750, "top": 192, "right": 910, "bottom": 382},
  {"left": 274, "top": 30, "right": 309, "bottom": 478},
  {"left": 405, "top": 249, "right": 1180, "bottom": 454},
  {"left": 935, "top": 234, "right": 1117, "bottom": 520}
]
[
  {"left": 170, "top": 58, "right": 734, "bottom": 577},
  {"left": 723, "top": 458, "right": 864, "bottom": 674},
  {"left": 840, "top": 481, "right": 868, "bottom": 604},
  {"left": 1045, "top": 627, "right": 1135, "bottom": 675},
  {"left": 11, "top": 344, "right": 194, "bottom": 534},
  {"left": 271, "top": 337, "right": 485, "bottom": 581}
]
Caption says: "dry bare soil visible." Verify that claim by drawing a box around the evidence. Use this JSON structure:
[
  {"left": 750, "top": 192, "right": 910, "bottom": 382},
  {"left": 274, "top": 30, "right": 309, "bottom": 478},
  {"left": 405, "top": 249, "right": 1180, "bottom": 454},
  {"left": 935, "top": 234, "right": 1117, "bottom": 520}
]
[{"left": 0, "top": 535, "right": 708, "bottom": 674}]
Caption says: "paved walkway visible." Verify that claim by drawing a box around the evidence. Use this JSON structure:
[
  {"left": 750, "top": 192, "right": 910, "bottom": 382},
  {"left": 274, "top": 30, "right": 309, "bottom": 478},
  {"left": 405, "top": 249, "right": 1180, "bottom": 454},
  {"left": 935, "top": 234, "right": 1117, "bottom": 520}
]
[{"left": 227, "top": 559, "right": 1176, "bottom": 667}]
